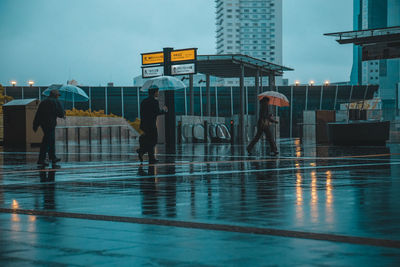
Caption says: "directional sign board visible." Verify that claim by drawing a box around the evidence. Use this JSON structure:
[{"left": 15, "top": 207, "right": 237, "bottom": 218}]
[
  {"left": 142, "top": 52, "right": 164, "bottom": 65},
  {"left": 141, "top": 48, "right": 197, "bottom": 78},
  {"left": 142, "top": 66, "right": 164, "bottom": 78},
  {"left": 171, "top": 48, "right": 196, "bottom": 62},
  {"left": 171, "top": 63, "right": 196, "bottom": 75}
]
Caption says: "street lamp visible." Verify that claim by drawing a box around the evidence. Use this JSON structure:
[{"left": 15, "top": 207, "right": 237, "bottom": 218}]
[
  {"left": 28, "top": 80, "right": 35, "bottom": 87},
  {"left": 10, "top": 81, "right": 17, "bottom": 86},
  {"left": 295, "top": 80, "right": 300, "bottom": 86},
  {"left": 324, "top": 80, "right": 330, "bottom": 86},
  {"left": 309, "top": 80, "right": 315, "bottom": 86}
]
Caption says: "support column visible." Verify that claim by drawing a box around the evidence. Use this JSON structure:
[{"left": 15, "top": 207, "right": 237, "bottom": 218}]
[
  {"left": 137, "top": 87, "right": 140, "bottom": 118},
  {"left": 319, "top": 85, "right": 324, "bottom": 110},
  {"left": 189, "top": 74, "right": 194, "bottom": 115},
  {"left": 239, "top": 64, "right": 245, "bottom": 144},
  {"left": 121, "top": 87, "right": 125, "bottom": 118},
  {"left": 334, "top": 85, "right": 339, "bottom": 110},
  {"left": 89, "top": 87, "right": 92, "bottom": 110},
  {"left": 269, "top": 74, "right": 276, "bottom": 89},
  {"left": 255, "top": 69, "right": 260, "bottom": 117},
  {"left": 206, "top": 74, "right": 211, "bottom": 117},
  {"left": 305, "top": 85, "right": 309, "bottom": 111},
  {"left": 105, "top": 86, "right": 108, "bottom": 114},
  {"left": 215, "top": 86, "right": 219, "bottom": 118}
]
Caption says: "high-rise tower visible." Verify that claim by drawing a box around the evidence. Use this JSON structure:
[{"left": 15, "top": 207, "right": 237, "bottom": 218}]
[
  {"left": 350, "top": 0, "right": 400, "bottom": 107},
  {"left": 215, "top": 0, "right": 282, "bottom": 65}
]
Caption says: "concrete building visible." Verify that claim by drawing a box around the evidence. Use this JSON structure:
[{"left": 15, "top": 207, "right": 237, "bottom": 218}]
[
  {"left": 215, "top": 0, "right": 283, "bottom": 86},
  {"left": 351, "top": 0, "right": 400, "bottom": 108}
]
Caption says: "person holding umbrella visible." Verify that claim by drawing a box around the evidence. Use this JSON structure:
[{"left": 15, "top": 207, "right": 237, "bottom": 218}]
[
  {"left": 247, "top": 96, "right": 279, "bottom": 156},
  {"left": 137, "top": 85, "right": 168, "bottom": 164},
  {"left": 33, "top": 89, "right": 65, "bottom": 167},
  {"left": 247, "top": 91, "right": 289, "bottom": 156}
]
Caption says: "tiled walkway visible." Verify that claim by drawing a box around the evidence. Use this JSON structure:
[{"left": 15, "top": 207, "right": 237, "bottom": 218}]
[{"left": 1, "top": 141, "right": 400, "bottom": 266}]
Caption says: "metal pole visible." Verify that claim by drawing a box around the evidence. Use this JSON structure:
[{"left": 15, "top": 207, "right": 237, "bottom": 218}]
[
  {"left": 319, "top": 85, "right": 324, "bottom": 110},
  {"left": 305, "top": 85, "right": 309, "bottom": 111},
  {"left": 137, "top": 87, "right": 140, "bottom": 118},
  {"left": 361, "top": 85, "right": 369, "bottom": 110},
  {"left": 38, "top": 87, "right": 41, "bottom": 101},
  {"left": 239, "top": 64, "right": 245, "bottom": 143},
  {"left": 334, "top": 85, "right": 339, "bottom": 110},
  {"left": 255, "top": 69, "right": 260, "bottom": 117},
  {"left": 184, "top": 86, "right": 187, "bottom": 115},
  {"left": 189, "top": 74, "right": 194, "bottom": 115},
  {"left": 105, "top": 86, "right": 108, "bottom": 114},
  {"left": 89, "top": 87, "right": 92, "bottom": 110},
  {"left": 206, "top": 74, "right": 211, "bottom": 117},
  {"left": 73, "top": 93, "right": 75, "bottom": 109},
  {"left": 21, "top": 87, "right": 24, "bottom": 99},
  {"left": 215, "top": 86, "right": 218, "bottom": 118},
  {"left": 121, "top": 87, "right": 124, "bottom": 118},
  {"left": 245, "top": 86, "right": 249, "bottom": 134},
  {"left": 290, "top": 85, "right": 293, "bottom": 139},
  {"left": 245, "top": 86, "right": 249, "bottom": 116},
  {"left": 230, "top": 86, "right": 233, "bottom": 117},
  {"left": 199, "top": 86, "right": 203, "bottom": 120},
  {"left": 347, "top": 85, "right": 354, "bottom": 123}
]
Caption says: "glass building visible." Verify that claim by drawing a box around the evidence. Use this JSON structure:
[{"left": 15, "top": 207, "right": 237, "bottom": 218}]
[{"left": 351, "top": 0, "right": 400, "bottom": 109}]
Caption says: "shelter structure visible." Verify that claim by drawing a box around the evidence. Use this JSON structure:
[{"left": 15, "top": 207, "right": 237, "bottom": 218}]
[
  {"left": 324, "top": 26, "right": 400, "bottom": 61},
  {"left": 193, "top": 54, "right": 293, "bottom": 143}
]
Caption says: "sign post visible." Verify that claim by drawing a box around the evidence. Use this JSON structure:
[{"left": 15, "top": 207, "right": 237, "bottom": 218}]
[{"left": 140, "top": 47, "right": 198, "bottom": 152}]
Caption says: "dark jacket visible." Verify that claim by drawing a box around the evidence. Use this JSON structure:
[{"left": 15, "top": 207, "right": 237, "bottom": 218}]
[
  {"left": 139, "top": 96, "right": 166, "bottom": 133},
  {"left": 258, "top": 99, "right": 277, "bottom": 126},
  {"left": 33, "top": 97, "right": 65, "bottom": 131}
]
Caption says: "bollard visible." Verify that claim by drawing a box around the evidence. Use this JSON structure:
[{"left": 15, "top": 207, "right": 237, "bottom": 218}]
[
  {"left": 88, "top": 127, "right": 92, "bottom": 144},
  {"left": 65, "top": 128, "right": 68, "bottom": 147},
  {"left": 99, "top": 127, "right": 102, "bottom": 144},
  {"left": 77, "top": 127, "right": 80, "bottom": 145},
  {"left": 109, "top": 127, "right": 112, "bottom": 143},
  {"left": 118, "top": 126, "right": 122, "bottom": 144}
]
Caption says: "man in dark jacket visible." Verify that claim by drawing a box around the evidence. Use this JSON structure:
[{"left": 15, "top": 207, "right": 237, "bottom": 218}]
[
  {"left": 247, "top": 97, "right": 279, "bottom": 156},
  {"left": 137, "top": 86, "right": 167, "bottom": 164},
  {"left": 33, "top": 89, "right": 65, "bottom": 166}
]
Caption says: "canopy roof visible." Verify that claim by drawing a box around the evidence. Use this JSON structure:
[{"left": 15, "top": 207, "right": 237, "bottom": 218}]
[
  {"left": 324, "top": 26, "right": 400, "bottom": 45},
  {"left": 197, "top": 54, "right": 293, "bottom": 78}
]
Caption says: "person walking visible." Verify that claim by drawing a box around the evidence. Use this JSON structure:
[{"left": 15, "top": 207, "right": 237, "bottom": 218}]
[
  {"left": 247, "top": 97, "right": 279, "bottom": 156},
  {"left": 137, "top": 86, "right": 168, "bottom": 164},
  {"left": 33, "top": 89, "right": 65, "bottom": 167}
]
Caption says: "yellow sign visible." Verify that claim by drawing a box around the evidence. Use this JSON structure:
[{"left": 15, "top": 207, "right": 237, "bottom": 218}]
[
  {"left": 171, "top": 49, "right": 196, "bottom": 62},
  {"left": 142, "top": 52, "right": 164, "bottom": 65}
]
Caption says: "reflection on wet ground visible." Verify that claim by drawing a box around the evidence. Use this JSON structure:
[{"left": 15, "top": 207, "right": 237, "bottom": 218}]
[{"left": 0, "top": 140, "right": 400, "bottom": 265}]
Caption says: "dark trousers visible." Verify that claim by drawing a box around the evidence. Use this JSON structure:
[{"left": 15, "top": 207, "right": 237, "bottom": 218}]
[
  {"left": 247, "top": 122, "right": 277, "bottom": 153},
  {"left": 138, "top": 129, "right": 158, "bottom": 161},
  {"left": 38, "top": 127, "right": 56, "bottom": 161}
]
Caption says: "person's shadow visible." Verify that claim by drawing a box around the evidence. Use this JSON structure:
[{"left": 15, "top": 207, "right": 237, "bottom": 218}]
[{"left": 39, "top": 169, "right": 57, "bottom": 210}]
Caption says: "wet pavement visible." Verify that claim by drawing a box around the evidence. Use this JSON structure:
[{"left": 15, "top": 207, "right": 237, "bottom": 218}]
[{"left": 1, "top": 140, "right": 400, "bottom": 266}]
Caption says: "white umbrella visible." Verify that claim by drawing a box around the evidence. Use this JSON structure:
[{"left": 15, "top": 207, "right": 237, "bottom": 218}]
[{"left": 140, "top": 76, "right": 186, "bottom": 92}]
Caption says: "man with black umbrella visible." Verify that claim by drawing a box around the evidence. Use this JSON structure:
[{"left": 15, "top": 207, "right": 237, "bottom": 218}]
[
  {"left": 33, "top": 89, "right": 65, "bottom": 167},
  {"left": 137, "top": 85, "right": 168, "bottom": 164}
]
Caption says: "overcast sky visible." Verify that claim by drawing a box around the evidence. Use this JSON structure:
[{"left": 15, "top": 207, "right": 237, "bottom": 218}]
[{"left": 0, "top": 0, "right": 353, "bottom": 86}]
